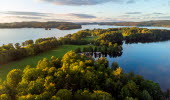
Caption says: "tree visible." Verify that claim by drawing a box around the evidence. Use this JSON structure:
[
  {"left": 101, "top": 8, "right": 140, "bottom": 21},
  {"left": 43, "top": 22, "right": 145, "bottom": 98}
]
[
  {"left": 141, "top": 80, "right": 163, "bottom": 100},
  {"left": 15, "top": 43, "right": 21, "bottom": 49},
  {"left": 0, "top": 94, "right": 11, "bottom": 100},
  {"left": 51, "top": 96, "right": 61, "bottom": 100},
  {"left": 22, "top": 68, "right": 42, "bottom": 81},
  {"left": 37, "top": 58, "right": 51, "bottom": 69},
  {"left": 7, "top": 69, "right": 23, "bottom": 88},
  {"left": 124, "top": 97, "right": 138, "bottom": 100},
  {"left": 113, "top": 67, "right": 122, "bottom": 76},
  {"left": 91, "top": 90, "right": 113, "bottom": 100},
  {"left": 18, "top": 94, "right": 35, "bottom": 100},
  {"left": 140, "top": 90, "right": 153, "bottom": 100},
  {"left": 164, "top": 89, "right": 170, "bottom": 99},
  {"left": 120, "top": 81, "right": 139, "bottom": 99},
  {"left": 56, "top": 89, "right": 72, "bottom": 100},
  {"left": 61, "top": 51, "right": 79, "bottom": 70},
  {"left": 96, "top": 57, "right": 108, "bottom": 68},
  {"left": 75, "top": 48, "right": 81, "bottom": 53},
  {"left": 111, "top": 62, "right": 119, "bottom": 70},
  {"left": 28, "top": 80, "right": 44, "bottom": 95},
  {"left": 74, "top": 90, "right": 92, "bottom": 100}
]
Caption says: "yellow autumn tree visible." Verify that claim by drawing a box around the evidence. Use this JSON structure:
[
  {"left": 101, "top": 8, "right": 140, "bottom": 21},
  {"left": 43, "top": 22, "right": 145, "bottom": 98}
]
[{"left": 113, "top": 67, "right": 122, "bottom": 76}]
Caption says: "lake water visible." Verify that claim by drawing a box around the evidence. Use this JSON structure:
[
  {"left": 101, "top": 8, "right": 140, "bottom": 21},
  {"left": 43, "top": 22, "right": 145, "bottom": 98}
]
[
  {"left": 1, "top": 25, "right": 170, "bottom": 90},
  {"left": 1, "top": 25, "right": 170, "bottom": 46},
  {"left": 0, "top": 25, "right": 128, "bottom": 46},
  {"left": 108, "top": 41, "right": 170, "bottom": 90}
]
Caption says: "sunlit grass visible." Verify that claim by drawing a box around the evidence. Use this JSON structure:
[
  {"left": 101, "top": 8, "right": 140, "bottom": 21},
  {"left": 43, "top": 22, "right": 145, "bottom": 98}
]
[{"left": 0, "top": 45, "right": 88, "bottom": 80}]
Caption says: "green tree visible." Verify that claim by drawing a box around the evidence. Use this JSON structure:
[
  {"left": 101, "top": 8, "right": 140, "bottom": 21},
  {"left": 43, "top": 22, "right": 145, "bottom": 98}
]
[
  {"left": 56, "top": 89, "right": 72, "bottom": 100},
  {"left": 15, "top": 43, "right": 21, "bottom": 49},
  {"left": 120, "top": 81, "right": 139, "bottom": 99},
  {"left": 111, "top": 62, "right": 119, "bottom": 70},
  {"left": 75, "top": 48, "right": 81, "bottom": 53},
  {"left": 140, "top": 90, "right": 153, "bottom": 100},
  {"left": 141, "top": 80, "right": 163, "bottom": 100},
  {"left": 91, "top": 90, "right": 113, "bottom": 100},
  {"left": 6, "top": 69, "right": 23, "bottom": 88},
  {"left": 124, "top": 97, "right": 138, "bottom": 100},
  {"left": 0, "top": 94, "right": 11, "bottom": 100}
]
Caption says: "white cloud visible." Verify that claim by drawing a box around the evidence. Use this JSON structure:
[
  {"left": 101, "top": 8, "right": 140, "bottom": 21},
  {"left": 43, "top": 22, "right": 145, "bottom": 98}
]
[{"left": 38, "top": 0, "right": 125, "bottom": 6}]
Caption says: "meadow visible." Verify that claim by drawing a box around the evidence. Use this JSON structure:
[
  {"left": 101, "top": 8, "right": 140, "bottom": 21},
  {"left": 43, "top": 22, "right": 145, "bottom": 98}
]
[{"left": 0, "top": 45, "right": 88, "bottom": 80}]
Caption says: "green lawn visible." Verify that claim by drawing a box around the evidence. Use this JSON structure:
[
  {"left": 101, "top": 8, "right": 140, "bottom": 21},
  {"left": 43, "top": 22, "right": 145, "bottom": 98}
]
[{"left": 0, "top": 45, "right": 88, "bottom": 80}]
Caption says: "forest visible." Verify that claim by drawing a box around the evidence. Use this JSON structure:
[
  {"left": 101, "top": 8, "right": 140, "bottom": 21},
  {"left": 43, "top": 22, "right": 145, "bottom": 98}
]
[
  {"left": 0, "top": 50, "right": 170, "bottom": 100},
  {"left": 98, "top": 20, "right": 170, "bottom": 27},
  {"left": 1, "top": 27, "right": 170, "bottom": 99},
  {"left": 0, "top": 22, "right": 82, "bottom": 30},
  {"left": 0, "top": 37, "right": 61, "bottom": 64}
]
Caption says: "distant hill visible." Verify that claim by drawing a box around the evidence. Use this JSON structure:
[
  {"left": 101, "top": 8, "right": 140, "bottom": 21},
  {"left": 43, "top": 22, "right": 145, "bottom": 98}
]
[
  {"left": 98, "top": 20, "right": 170, "bottom": 27},
  {"left": 0, "top": 22, "right": 82, "bottom": 30}
]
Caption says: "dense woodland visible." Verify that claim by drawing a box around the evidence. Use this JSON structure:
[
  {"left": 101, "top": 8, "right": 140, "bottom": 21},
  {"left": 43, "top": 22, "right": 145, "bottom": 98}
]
[
  {"left": 0, "top": 37, "right": 61, "bottom": 64},
  {"left": 0, "top": 51, "right": 170, "bottom": 100},
  {"left": 1, "top": 27, "right": 170, "bottom": 99},
  {"left": 98, "top": 20, "right": 170, "bottom": 27},
  {"left": 0, "top": 22, "right": 82, "bottom": 30}
]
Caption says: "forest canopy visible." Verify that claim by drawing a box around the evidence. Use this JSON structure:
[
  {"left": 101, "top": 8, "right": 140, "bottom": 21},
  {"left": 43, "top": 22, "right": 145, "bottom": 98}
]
[
  {"left": 0, "top": 51, "right": 167, "bottom": 100},
  {"left": 1, "top": 27, "right": 170, "bottom": 99}
]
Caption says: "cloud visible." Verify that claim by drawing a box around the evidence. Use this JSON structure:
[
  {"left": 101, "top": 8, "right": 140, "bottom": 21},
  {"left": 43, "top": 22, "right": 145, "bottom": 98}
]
[
  {"left": 0, "top": 11, "right": 98, "bottom": 22},
  {"left": 125, "top": 12, "right": 142, "bottom": 14},
  {"left": 152, "top": 12, "right": 163, "bottom": 14},
  {"left": 126, "top": 0, "right": 135, "bottom": 4},
  {"left": 0, "top": 16, "right": 44, "bottom": 23},
  {"left": 2, "top": 16, "right": 43, "bottom": 20},
  {"left": 38, "top": 0, "right": 123, "bottom": 6},
  {"left": 14, "top": 16, "right": 42, "bottom": 19},
  {"left": 1, "top": 11, "right": 48, "bottom": 16},
  {"left": 1, "top": 11, "right": 96, "bottom": 19},
  {"left": 38, "top": 0, "right": 150, "bottom": 6},
  {"left": 158, "top": 16, "right": 170, "bottom": 19},
  {"left": 119, "top": 15, "right": 131, "bottom": 17},
  {"left": 68, "top": 13, "right": 96, "bottom": 18}
]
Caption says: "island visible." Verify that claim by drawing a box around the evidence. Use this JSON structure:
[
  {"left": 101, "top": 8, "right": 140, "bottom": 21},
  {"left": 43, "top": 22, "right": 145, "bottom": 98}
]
[{"left": 0, "top": 21, "right": 82, "bottom": 30}]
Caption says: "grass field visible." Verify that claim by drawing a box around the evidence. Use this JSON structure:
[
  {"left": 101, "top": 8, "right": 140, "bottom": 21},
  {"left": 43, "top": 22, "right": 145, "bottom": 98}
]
[{"left": 0, "top": 45, "right": 88, "bottom": 80}]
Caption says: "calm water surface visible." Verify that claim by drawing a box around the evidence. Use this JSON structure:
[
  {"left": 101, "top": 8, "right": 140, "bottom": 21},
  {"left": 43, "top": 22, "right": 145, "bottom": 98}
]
[
  {"left": 1, "top": 25, "right": 169, "bottom": 46},
  {"left": 0, "top": 25, "right": 128, "bottom": 46},
  {"left": 108, "top": 41, "right": 170, "bottom": 90},
  {"left": 1, "top": 25, "right": 170, "bottom": 90}
]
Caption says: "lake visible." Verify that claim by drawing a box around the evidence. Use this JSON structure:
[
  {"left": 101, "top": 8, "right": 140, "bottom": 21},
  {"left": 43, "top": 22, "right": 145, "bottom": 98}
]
[
  {"left": 1, "top": 25, "right": 170, "bottom": 90},
  {"left": 0, "top": 25, "right": 128, "bottom": 46},
  {"left": 108, "top": 41, "right": 170, "bottom": 90},
  {"left": 1, "top": 25, "right": 170, "bottom": 46}
]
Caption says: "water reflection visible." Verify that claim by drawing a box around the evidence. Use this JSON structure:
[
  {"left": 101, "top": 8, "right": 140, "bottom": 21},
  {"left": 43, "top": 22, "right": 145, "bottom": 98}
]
[
  {"left": 82, "top": 51, "right": 123, "bottom": 58},
  {"left": 82, "top": 41, "right": 170, "bottom": 90},
  {"left": 110, "top": 41, "right": 170, "bottom": 90}
]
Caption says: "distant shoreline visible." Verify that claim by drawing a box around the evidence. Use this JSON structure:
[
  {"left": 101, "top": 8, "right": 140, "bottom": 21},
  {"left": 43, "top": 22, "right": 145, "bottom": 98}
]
[{"left": 0, "top": 21, "right": 82, "bottom": 30}]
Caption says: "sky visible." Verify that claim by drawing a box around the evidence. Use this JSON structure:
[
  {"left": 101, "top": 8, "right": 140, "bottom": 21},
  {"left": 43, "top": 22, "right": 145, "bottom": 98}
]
[{"left": 0, "top": 0, "right": 170, "bottom": 22}]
